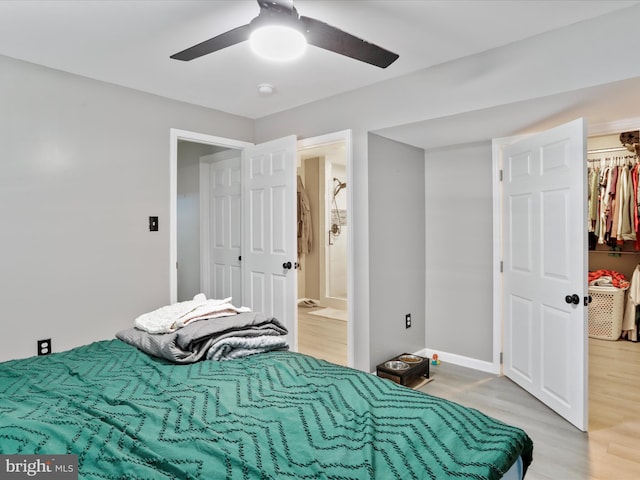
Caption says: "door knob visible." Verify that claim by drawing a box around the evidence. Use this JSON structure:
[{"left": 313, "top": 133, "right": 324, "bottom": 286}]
[
  {"left": 283, "top": 261, "right": 292, "bottom": 270},
  {"left": 565, "top": 294, "right": 580, "bottom": 305}
]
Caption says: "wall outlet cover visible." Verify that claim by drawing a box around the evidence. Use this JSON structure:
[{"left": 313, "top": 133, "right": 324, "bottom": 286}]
[{"left": 37, "top": 339, "right": 52, "bottom": 356}]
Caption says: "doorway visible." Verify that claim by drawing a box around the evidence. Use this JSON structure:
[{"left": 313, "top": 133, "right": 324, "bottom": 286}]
[
  {"left": 494, "top": 116, "right": 640, "bottom": 432},
  {"left": 585, "top": 128, "right": 640, "bottom": 443},
  {"left": 169, "top": 128, "right": 353, "bottom": 366},
  {"left": 176, "top": 141, "right": 242, "bottom": 302},
  {"left": 170, "top": 129, "right": 252, "bottom": 305},
  {"left": 296, "top": 139, "right": 350, "bottom": 366}
]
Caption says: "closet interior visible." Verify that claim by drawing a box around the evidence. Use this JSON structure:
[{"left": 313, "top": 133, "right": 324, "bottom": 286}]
[
  {"left": 588, "top": 130, "right": 640, "bottom": 342},
  {"left": 587, "top": 131, "right": 640, "bottom": 452}
]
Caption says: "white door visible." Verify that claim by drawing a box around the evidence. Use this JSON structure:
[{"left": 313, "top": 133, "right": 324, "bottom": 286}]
[
  {"left": 502, "top": 118, "right": 588, "bottom": 431},
  {"left": 242, "top": 136, "right": 298, "bottom": 348},
  {"left": 207, "top": 153, "right": 242, "bottom": 302}
]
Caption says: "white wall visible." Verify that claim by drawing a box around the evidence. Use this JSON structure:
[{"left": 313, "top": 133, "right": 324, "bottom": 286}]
[{"left": 0, "top": 54, "right": 253, "bottom": 361}]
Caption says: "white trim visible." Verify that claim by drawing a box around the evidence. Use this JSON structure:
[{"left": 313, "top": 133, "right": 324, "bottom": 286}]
[
  {"left": 171, "top": 129, "right": 253, "bottom": 150},
  {"left": 490, "top": 134, "right": 529, "bottom": 375},
  {"left": 169, "top": 128, "right": 252, "bottom": 304},
  {"left": 297, "top": 130, "right": 352, "bottom": 150},
  {"left": 319, "top": 158, "right": 328, "bottom": 307},
  {"left": 416, "top": 348, "right": 500, "bottom": 375},
  {"left": 491, "top": 140, "right": 503, "bottom": 374},
  {"left": 199, "top": 161, "right": 211, "bottom": 298},
  {"left": 371, "top": 348, "right": 499, "bottom": 375},
  {"left": 170, "top": 131, "right": 178, "bottom": 304}
]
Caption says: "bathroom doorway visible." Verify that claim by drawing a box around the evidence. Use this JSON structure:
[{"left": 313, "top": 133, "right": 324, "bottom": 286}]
[{"left": 296, "top": 138, "right": 349, "bottom": 366}]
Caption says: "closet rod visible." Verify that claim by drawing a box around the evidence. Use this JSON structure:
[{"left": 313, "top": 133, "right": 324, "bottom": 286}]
[
  {"left": 587, "top": 147, "right": 628, "bottom": 154},
  {"left": 587, "top": 153, "right": 638, "bottom": 165}
]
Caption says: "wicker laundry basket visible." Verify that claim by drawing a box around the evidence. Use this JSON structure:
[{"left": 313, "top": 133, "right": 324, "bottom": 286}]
[{"left": 588, "top": 286, "right": 626, "bottom": 340}]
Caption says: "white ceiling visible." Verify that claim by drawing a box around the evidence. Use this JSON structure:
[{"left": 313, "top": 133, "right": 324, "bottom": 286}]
[{"left": 0, "top": 0, "right": 638, "bottom": 120}]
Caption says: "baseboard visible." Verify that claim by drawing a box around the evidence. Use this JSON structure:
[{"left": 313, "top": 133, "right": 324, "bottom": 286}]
[{"left": 415, "top": 348, "right": 500, "bottom": 375}]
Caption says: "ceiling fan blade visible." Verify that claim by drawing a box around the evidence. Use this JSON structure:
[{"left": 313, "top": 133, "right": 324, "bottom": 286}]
[
  {"left": 300, "top": 16, "right": 399, "bottom": 69},
  {"left": 170, "top": 24, "right": 251, "bottom": 61}
]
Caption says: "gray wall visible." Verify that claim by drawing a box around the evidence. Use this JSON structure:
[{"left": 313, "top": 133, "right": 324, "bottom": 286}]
[
  {"left": 0, "top": 55, "right": 253, "bottom": 361},
  {"left": 177, "top": 142, "right": 217, "bottom": 302},
  {"left": 368, "top": 134, "right": 425, "bottom": 369},
  {"left": 425, "top": 141, "right": 494, "bottom": 362}
]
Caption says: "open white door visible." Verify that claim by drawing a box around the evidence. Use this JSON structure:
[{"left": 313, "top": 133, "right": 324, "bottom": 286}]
[
  {"left": 501, "top": 118, "right": 588, "bottom": 431},
  {"left": 242, "top": 136, "right": 298, "bottom": 349}
]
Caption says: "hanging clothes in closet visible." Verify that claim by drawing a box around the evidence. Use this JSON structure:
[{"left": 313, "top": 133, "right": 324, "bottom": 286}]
[{"left": 587, "top": 155, "right": 640, "bottom": 250}]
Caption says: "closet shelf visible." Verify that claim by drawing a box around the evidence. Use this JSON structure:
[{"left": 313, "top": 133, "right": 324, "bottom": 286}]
[{"left": 587, "top": 147, "right": 629, "bottom": 154}]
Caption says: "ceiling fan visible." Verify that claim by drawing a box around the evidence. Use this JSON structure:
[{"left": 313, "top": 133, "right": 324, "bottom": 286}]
[{"left": 170, "top": 0, "right": 399, "bottom": 68}]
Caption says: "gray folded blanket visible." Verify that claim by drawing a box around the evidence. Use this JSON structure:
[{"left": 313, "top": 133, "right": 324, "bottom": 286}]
[{"left": 116, "top": 312, "right": 288, "bottom": 364}]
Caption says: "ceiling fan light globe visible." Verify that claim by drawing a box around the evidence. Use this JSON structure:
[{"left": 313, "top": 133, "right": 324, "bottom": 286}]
[{"left": 249, "top": 25, "right": 307, "bottom": 62}]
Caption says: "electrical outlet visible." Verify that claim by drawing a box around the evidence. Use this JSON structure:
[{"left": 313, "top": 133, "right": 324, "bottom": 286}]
[
  {"left": 405, "top": 313, "right": 411, "bottom": 329},
  {"left": 37, "top": 339, "right": 52, "bottom": 356}
]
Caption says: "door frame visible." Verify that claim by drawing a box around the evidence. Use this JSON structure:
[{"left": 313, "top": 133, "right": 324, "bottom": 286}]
[
  {"left": 169, "top": 128, "right": 354, "bottom": 367},
  {"left": 169, "top": 128, "right": 252, "bottom": 304},
  {"left": 298, "top": 129, "right": 354, "bottom": 367},
  {"left": 492, "top": 133, "right": 529, "bottom": 373}
]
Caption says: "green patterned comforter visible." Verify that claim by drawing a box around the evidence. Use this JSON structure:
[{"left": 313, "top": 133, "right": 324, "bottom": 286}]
[{"left": 0, "top": 340, "right": 532, "bottom": 479}]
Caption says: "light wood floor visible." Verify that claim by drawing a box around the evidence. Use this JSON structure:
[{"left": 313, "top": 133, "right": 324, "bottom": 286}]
[
  {"left": 419, "top": 338, "right": 640, "bottom": 480},
  {"left": 297, "top": 306, "right": 348, "bottom": 366}
]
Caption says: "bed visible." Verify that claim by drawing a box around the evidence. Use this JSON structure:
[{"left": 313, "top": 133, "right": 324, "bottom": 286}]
[{"left": 0, "top": 335, "right": 532, "bottom": 479}]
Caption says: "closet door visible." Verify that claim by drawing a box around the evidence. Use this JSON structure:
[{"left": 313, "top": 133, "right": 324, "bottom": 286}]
[
  {"left": 208, "top": 153, "right": 242, "bottom": 302},
  {"left": 502, "top": 118, "right": 588, "bottom": 431}
]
